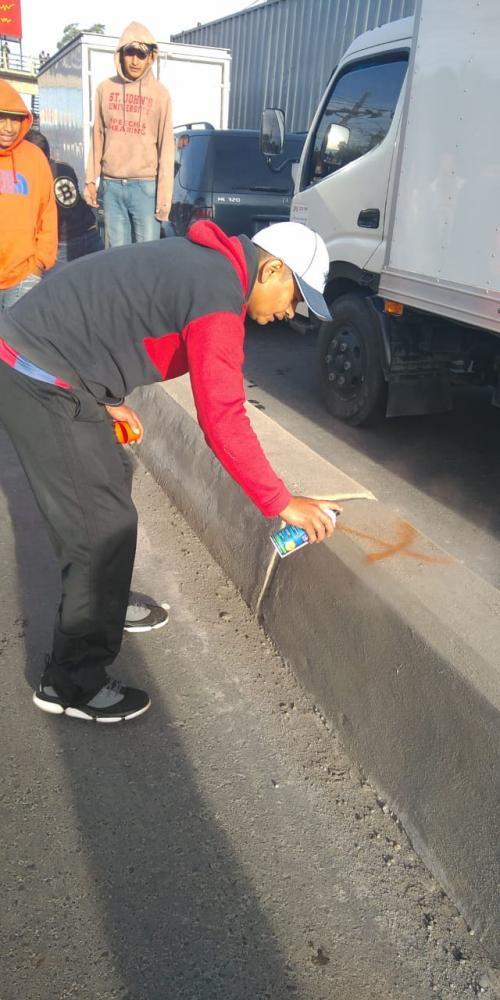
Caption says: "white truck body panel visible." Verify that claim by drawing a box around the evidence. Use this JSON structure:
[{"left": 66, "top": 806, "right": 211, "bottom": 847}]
[
  {"left": 379, "top": 0, "right": 500, "bottom": 334},
  {"left": 38, "top": 34, "right": 231, "bottom": 187},
  {"left": 291, "top": 2, "right": 500, "bottom": 337}
]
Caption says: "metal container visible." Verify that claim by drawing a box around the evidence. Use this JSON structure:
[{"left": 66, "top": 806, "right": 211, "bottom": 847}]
[{"left": 172, "top": 0, "right": 415, "bottom": 132}]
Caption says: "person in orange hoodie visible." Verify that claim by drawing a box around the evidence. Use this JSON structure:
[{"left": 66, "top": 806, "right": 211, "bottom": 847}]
[{"left": 0, "top": 82, "right": 57, "bottom": 309}]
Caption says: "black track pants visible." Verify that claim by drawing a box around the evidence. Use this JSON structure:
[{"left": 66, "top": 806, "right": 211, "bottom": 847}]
[{"left": 0, "top": 361, "right": 138, "bottom": 700}]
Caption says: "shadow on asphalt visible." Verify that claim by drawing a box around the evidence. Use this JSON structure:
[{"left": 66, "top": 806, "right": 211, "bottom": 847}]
[
  {"left": 243, "top": 321, "right": 500, "bottom": 552},
  {"left": 1, "top": 431, "right": 302, "bottom": 1000}
]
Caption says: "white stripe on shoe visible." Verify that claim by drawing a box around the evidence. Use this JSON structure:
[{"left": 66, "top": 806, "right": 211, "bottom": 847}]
[{"left": 32, "top": 693, "right": 64, "bottom": 714}]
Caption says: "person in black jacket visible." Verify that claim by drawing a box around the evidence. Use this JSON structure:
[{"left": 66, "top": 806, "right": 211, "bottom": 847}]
[
  {"left": 0, "top": 217, "right": 337, "bottom": 724},
  {"left": 26, "top": 130, "right": 104, "bottom": 264}
]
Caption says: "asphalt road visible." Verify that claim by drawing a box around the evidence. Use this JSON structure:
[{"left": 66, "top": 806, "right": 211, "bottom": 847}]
[
  {"left": 1, "top": 429, "right": 498, "bottom": 1000},
  {"left": 243, "top": 321, "right": 500, "bottom": 591}
]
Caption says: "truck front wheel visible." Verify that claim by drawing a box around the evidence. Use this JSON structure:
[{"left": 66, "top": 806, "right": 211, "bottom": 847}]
[{"left": 318, "top": 293, "right": 387, "bottom": 427}]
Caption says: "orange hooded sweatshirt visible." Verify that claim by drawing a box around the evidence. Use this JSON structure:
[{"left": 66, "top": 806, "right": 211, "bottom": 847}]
[
  {"left": 85, "top": 21, "right": 174, "bottom": 221},
  {"left": 0, "top": 81, "right": 57, "bottom": 289}
]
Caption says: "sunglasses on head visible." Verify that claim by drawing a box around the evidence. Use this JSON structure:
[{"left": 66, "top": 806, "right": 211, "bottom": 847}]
[
  {"left": 122, "top": 46, "right": 150, "bottom": 59},
  {"left": 0, "top": 112, "right": 28, "bottom": 122}
]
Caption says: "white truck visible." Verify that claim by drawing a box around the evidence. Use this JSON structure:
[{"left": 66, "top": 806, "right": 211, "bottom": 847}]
[
  {"left": 37, "top": 33, "right": 231, "bottom": 189},
  {"left": 262, "top": 0, "right": 500, "bottom": 425}
]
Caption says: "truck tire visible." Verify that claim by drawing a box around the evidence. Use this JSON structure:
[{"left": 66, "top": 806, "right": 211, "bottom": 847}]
[{"left": 318, "top": 293, "right": 387, "bottom": 427}]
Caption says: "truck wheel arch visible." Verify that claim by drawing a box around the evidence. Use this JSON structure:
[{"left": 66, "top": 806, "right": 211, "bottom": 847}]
[{"left": 324, "top": 261, "right": 379, "bottom": 307}]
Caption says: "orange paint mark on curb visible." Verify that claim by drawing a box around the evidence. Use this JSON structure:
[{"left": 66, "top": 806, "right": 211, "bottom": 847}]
[{"left": 336, "top": 520, "right": 454, "bottom": 566}]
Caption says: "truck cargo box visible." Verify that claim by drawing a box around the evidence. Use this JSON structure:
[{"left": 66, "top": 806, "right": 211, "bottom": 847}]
[{"left": 379, "top": 0, "right": 500, "bottom": 335}]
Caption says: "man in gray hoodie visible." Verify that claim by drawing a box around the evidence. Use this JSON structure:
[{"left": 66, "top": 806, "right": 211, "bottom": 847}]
[{"left": 84, "top": 21, "right": 174, "bottom": 245}]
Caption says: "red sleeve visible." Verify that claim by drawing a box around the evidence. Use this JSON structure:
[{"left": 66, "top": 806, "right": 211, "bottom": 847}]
[{"left": 184, "top": 312, "right": 292, "bottom": 517}]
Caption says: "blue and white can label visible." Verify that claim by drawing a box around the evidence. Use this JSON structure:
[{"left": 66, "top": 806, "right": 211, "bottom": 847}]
[{"left": 270, "top": 510, "right": 337, "bottom": 558}]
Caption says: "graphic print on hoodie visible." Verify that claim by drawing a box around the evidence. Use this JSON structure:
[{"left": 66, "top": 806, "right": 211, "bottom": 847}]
[
  {"left": 85, "top": 22, "right": 174, "bottom": 220},
  {"left": 0, "top": 81, "right": 57, "bottom": 289}
]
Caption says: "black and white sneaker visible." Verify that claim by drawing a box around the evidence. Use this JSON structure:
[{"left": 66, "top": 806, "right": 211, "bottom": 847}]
[
  {"left": 33, "top": 677, "right": 151, "bottom": 723},
  {"left": 124, "top": 600, "right": 169, "bottom": 633}
]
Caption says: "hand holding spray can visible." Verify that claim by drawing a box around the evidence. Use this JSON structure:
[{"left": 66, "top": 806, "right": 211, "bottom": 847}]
[{"left": 271, "top": 508, "right": 339, "bottom": 558}]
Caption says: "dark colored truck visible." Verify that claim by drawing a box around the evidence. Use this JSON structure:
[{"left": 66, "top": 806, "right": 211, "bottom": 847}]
[{"left": 170, "top": 127, "right": 305, "bottom": 238}]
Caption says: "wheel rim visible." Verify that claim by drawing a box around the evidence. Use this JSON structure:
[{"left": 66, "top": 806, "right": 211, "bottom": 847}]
[{"left": 324, "top": 324, "right": 364, "bottom": 401}]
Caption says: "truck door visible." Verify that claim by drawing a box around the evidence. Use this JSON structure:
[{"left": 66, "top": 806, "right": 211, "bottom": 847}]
[{"left": 292, "top": 52, "right": 408, "bottom": 273}]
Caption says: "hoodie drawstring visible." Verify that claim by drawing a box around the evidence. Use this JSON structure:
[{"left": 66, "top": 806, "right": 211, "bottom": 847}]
[
  {"left": 10, "top": 148, "right": 17, "bottom": 187},
  {"left": 120, "top": 76, "right": 145, "bottom": 134},
  {"left": 0, "top": 149, "right": 17, "bottom": 193}
]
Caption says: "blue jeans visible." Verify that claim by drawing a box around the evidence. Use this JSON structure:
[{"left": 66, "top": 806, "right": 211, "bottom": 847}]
[
  {"left": 101, "top": 178, "right": 161, "bottom": 247},
  {"left": 0, "top": 273, "right": 41, "bottom": 310}
]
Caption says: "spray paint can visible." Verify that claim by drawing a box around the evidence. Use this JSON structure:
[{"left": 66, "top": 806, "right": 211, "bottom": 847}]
[
  {"left": 270, "top": 509, "right": 338, "bottom": 558},
  {"left": 113, "top": 420, "right": 141, "bottom": 445}
]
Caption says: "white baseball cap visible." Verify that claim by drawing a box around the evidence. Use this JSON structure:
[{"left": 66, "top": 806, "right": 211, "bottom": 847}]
[{"left": 252, "top": 222, "right": 331, "bottom": 321}]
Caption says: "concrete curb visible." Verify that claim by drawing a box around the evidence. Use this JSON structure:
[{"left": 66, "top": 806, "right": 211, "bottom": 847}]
[{"left": 130, "top": 378, "right": 500, "bottom": 963}]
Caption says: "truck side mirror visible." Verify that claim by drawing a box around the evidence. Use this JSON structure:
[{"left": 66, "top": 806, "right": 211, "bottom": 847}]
[{"left": 260, "top": 108, "right": 285, "bottom": 158}]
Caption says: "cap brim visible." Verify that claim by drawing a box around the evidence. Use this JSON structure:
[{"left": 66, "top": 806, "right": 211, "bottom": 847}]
[
  {"left": 0, "top": 110, "right": 28, "bottom": 119},
  {"left": 295, "top": 275, "right": 332, "bottom": 322}
]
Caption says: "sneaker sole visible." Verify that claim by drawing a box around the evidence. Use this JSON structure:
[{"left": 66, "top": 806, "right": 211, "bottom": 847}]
[
  {"left": 123, "top": 618, "right": 168, "bottom": 633},
  {"left": 33, "top": 691, "right": 151, "bottom": 722}
]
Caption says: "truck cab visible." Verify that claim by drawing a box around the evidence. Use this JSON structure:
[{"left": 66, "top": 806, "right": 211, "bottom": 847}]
[
  {"left": 263, "top": 3, "right": 500, "bottom": 426},
  {"left": 291, "top": 18, "right": 411, "bottom": 284}
]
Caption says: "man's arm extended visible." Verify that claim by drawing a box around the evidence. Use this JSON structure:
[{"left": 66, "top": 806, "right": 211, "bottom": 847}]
[{"left": 184, "top": 312, "right": 338, "bottom": 540}]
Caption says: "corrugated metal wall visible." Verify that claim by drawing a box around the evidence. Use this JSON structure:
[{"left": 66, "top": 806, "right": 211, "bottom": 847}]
[{"left": 172, "top": 0, "right": 415, "bottom": 131}]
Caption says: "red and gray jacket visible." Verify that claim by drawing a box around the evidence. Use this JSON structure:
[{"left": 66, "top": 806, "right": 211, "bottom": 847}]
[{"left": 1, "top": 221, "right": 292, "bottom": 517}]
